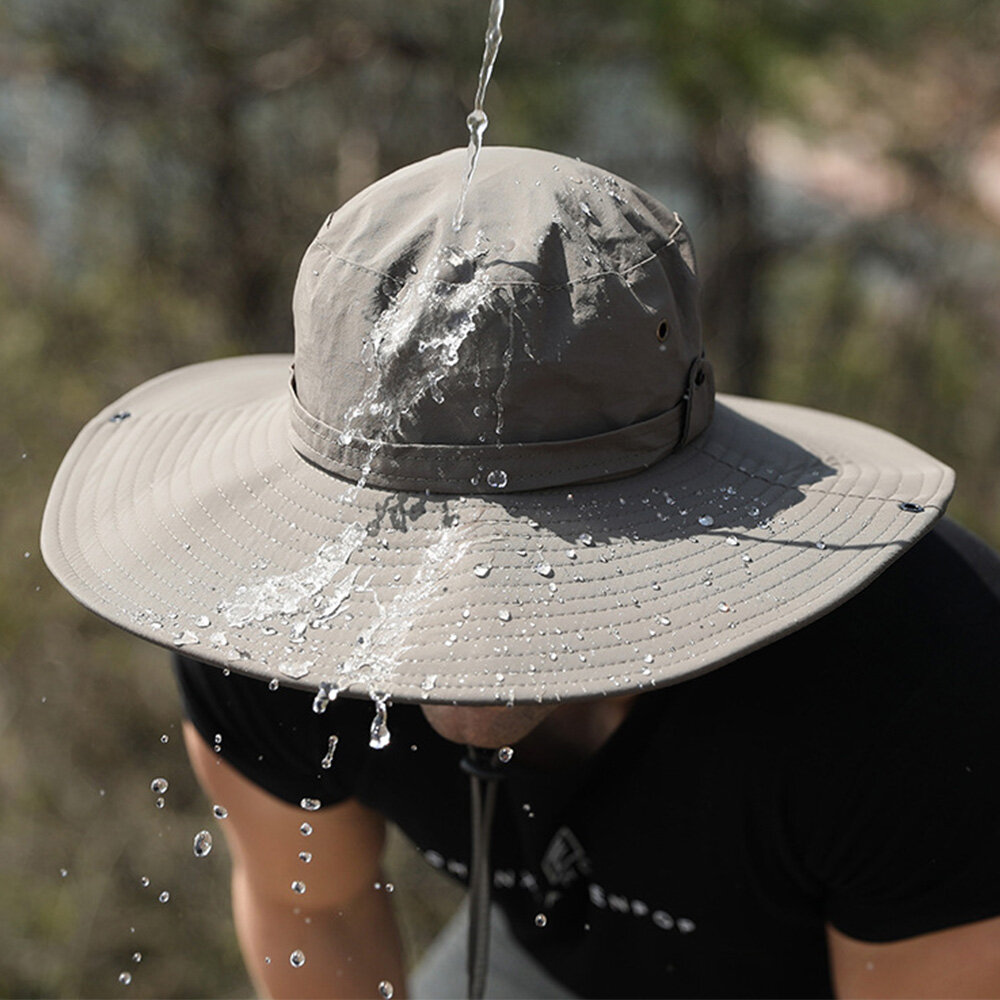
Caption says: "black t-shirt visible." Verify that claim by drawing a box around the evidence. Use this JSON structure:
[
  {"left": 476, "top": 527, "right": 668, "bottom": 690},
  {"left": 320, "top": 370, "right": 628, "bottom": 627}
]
[{"left": 175, "top": 519, "right": 1000, "bottom": 999}]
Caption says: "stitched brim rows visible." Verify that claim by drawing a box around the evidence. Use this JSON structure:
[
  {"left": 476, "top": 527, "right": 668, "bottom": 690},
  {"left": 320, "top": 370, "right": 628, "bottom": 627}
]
[{"left": 41, "top": 355, "right": 953, "bottom": 705}]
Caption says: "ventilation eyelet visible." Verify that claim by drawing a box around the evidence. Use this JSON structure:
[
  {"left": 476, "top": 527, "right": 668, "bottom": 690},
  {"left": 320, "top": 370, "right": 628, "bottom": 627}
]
[{"left": 656, "top": 319, "right": 669, "bottom": 342}]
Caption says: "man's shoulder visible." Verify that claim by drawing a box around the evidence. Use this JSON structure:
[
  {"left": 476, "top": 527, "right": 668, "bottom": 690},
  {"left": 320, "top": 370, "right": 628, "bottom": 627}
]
[
  {"left": 853, "top": 516, "right": 1000, "bottom": 644},
  {"left": 640, "top": 518, "right": 1000, "bottom": 763},
  {"left": 791, "top": 515, "right": 999, "bottom": 666},
  {"left": 925, "top": 516, "right": 1000, "bottom": 600}
]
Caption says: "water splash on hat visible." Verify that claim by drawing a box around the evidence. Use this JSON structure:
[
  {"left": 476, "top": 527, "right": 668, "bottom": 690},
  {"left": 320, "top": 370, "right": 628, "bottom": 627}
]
[{"left": 219, "top": 524, "right": 366, "bottom": 628}]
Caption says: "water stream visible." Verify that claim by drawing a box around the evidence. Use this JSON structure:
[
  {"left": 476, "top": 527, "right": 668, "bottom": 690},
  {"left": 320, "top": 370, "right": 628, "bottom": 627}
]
[{"left": 452, "top": 0, "right": 505, "bottom": 231}]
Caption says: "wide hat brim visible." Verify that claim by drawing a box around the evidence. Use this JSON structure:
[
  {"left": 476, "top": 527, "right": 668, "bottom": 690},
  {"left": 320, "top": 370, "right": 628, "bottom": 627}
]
[{"left": 42, "top": 354, "right": 953, "bottom": 705}]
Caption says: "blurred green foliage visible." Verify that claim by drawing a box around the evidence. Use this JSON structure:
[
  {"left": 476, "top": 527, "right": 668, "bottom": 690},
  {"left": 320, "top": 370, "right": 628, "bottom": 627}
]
[{"left": 1, "top": 0, "right": 998, "bottom": 996}]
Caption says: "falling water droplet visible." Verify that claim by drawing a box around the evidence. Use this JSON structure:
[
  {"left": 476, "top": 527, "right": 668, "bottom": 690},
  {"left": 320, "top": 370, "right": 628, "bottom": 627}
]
[
  {"left": 118, "top": 971, "right": 132, "bottom": 985},
  {"left": 158, "top": 891, "right": 170, "bottom": 903},
  {"left": 268, "top": 678, "right": 280, "bottom": 691},
  {"left": 193, "top": 830, "right": 213, "bottom": 858},
  {"left": 378, "top": 980, "right": 395, "bottom": 999},
  {"left": 289, "top": 950, "right": 306, "bottom": 968},
  {"left": 150, "top": 778, "right": 168, "bottom": 794},
  {"left": 321, "top": 735, "right": 339, "bottom": 769},
  {"left": 300, "top": 822, "right": 313, "bottom": 836},
  {"left": 213, "top": 804, "right": 228, "bottom": 819},
  {"left": 132, "top": 952, "right": 142, "bottom": 963},
  {"left": 534, "top": 913, "right": 548, "bottom": 927},
  {"left": 291, "top": 880, "right": 306, "bottom": 895},
  {"left": 298, "top": 851, "right": 312, "bottom": 863},
  {"left": 312, "top": 681, "right": 339, "bottom": 714},
  {"left": 369, "top": 698, "right": 391, "bottom": 749},
  {"left": 140, "top": 876, "right": 150, "bottom": 888},
  {"left": 486, "top": 469, "right": 508, "bottom": 489},
  {"left": 498, "top": 746, "right": 514, "bottom": 763},
  {"left": 300, "top": 798, "right": 322, "bottom": 811}
]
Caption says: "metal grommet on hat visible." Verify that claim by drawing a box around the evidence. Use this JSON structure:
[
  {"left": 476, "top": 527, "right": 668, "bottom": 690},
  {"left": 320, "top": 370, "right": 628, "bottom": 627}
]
[{"left": 41, "top": 146, "right": 954, "bottom": 705}]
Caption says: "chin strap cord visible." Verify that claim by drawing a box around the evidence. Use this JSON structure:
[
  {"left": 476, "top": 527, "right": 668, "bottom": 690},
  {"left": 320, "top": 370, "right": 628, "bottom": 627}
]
[{"left": 461, "top": 747, "right": 506, "bottom": 1000}]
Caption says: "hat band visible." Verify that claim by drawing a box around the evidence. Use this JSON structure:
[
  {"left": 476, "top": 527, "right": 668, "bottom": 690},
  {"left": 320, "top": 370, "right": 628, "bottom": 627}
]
[{"left": 288, "top": 361, "right": 714, "bottom": 494}]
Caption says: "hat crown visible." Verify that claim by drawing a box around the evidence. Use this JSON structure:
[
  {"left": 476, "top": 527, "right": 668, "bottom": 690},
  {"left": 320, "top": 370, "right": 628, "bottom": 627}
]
[{"left": 290, "top": 146, "right": 714, "bottom": 492}]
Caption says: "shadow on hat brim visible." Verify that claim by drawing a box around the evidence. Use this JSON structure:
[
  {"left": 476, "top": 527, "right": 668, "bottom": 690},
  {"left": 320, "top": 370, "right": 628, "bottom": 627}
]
[{"left": 41, "top": 354, "right": 953, "bottom": 705}]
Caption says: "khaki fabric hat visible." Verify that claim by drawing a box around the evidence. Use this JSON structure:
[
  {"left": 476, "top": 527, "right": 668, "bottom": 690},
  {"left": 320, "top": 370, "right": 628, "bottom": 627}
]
[{"left": 41, "top": 146, "right": 954, "bottom": 705}]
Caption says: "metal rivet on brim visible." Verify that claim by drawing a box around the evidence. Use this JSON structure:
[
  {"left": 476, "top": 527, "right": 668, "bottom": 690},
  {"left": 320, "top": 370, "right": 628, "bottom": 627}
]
[{"left": 898, "top": 501, "right": 925, "bottom": 513}]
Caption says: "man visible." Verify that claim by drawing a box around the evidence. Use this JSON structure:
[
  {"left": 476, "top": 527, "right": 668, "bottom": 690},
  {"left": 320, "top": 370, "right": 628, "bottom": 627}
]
[{"left": 42, "top": 146, "right": 1000, "bottom": 998}]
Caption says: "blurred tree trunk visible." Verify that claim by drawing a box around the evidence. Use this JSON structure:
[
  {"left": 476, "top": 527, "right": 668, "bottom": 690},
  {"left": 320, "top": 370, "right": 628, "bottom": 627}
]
[
  {"left": 693, "top": 119, "right": 766, "bottom": 398},
  {"left": 178, "top": 0, "right": 282, "bottom": 351},
  {"left": 205, "top": 93, "right": 282, "bottom": 351}
]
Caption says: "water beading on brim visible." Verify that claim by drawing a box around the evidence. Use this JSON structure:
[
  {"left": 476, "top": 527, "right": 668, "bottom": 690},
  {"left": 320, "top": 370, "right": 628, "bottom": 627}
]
[{"left": 41, "top": 354, "right": 953, "bottom": 705}]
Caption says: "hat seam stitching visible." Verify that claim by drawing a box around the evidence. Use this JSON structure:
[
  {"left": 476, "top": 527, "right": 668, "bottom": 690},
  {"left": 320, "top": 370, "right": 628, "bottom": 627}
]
[
  {"left": 48, "top": 385, "right": 949, "bottom": 690},
  {"left": 310, "top": 238, "right": 679, "bottom": 291},
  {"left": 373, "top": 499, "right": 913, "bottom": 682},
  {"left": 208, "top": 459, "right": 899, "bottom": 630},
  {"left": 690, "top": 442, "right": 947, "bottom": 508},
  {"left": 100, "top": 524, "right": 899, "bottom": 685},
  {"left": 50, "top": 433, "right": 942, "bottom": 696}
]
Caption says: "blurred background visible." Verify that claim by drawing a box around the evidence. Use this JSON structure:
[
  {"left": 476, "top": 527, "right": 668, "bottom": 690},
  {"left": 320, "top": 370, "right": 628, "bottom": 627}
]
[{"left": 2, "top": 0, "right": 999, "bottom": 996}]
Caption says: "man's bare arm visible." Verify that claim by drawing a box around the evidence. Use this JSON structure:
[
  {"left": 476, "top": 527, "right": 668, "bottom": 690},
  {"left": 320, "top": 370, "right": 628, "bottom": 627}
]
[
  {"left": 828, "top": 916, "right": 1000, "bottom": 999},
  {"left": 183, "top": 721, "right": 407, "bottom": 1000}
]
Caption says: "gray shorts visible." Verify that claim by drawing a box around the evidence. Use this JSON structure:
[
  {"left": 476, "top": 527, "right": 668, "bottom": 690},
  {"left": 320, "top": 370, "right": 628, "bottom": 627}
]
[{"left": 410, "top": 902, "right": 578, "bottom": 1000}]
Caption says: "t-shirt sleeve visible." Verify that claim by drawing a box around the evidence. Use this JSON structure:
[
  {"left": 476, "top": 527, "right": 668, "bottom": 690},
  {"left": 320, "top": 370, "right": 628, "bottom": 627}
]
[
  {"left": 173, "top": 652, "right": 365, "bottom": 810},
  {"left": 776, "top": 522, "right": 1000, "bottom": 942},
  {"left": 817, "top": 664, "right": 1000, "bottom": 942}
]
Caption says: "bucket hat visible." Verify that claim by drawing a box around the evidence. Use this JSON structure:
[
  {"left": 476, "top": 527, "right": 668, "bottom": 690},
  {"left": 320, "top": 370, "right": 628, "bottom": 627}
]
[{"left": 41, "top": 146, "right": 953, "bottom": 706}]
